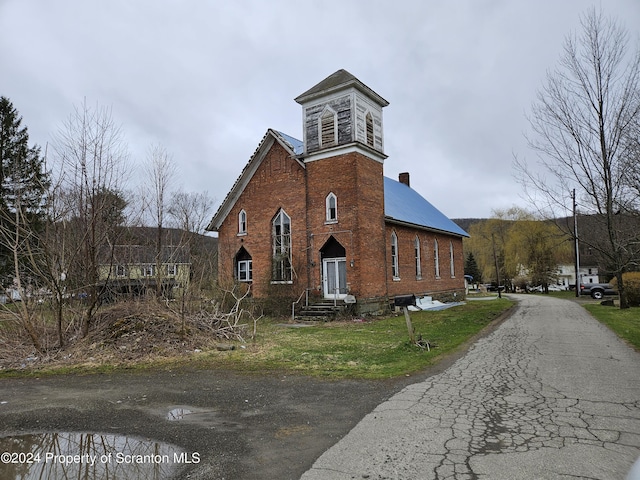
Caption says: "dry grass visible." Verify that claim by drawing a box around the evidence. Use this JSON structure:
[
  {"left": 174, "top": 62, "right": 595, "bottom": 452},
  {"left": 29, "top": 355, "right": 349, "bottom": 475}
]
[{"left": 0, "top": 300, "right": 251, "bottom": 373}]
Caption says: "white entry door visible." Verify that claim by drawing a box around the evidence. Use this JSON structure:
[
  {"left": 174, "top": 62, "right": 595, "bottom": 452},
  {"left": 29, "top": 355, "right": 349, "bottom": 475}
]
[{"left": 323, "top": 258, "right": 347, "bottom": 299}]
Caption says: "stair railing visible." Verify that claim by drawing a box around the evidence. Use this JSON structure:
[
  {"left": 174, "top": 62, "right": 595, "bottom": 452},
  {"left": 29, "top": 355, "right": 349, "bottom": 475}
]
[{"left": 291, "top": 288, "right": 310, "bottom": 322}]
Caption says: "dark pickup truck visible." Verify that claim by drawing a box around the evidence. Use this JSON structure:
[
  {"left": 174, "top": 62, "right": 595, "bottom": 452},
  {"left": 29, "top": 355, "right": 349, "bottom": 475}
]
[{"left": 580, "top": 283, "right": 618, "bottom": 299}]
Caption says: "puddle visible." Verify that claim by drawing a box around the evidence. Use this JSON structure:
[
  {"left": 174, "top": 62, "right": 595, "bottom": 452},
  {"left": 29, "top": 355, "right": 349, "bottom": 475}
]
[
  {"left": 0, "top": 432, "right": 187, "bottom": 480},
  {"left": 166, "top": 408, "right": 193, "bottom": 421},
  {"left": 160, "top": 406, "right": 238, "bottom": 431}
]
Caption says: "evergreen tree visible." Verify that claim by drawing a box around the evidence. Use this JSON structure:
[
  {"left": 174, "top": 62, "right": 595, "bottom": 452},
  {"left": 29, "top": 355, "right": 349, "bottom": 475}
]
[
  {"left": 0, "top": 96, "right": 50, "bottom": 283},
  {"left": 464, "top": 252, "right": 482, "bottom": 284}
]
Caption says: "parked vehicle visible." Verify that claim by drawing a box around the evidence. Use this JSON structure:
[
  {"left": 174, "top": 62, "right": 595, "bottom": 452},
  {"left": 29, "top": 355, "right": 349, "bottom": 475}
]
[{"left": 580, "top": 283, "right": 617, "bottom": 299}]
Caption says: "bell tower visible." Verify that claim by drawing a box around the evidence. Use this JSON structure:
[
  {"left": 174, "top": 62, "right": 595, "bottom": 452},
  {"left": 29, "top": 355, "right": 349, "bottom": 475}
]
[
  {"left": 294, "top": 69, "right": 389, "bottom": 162},
  {"left": 295, "top": 70, "right": 390, "bottom": 303}
]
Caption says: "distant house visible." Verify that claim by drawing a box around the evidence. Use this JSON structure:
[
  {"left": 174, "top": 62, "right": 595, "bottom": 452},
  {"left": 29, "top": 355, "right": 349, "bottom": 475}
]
[
  {"left": 207, "top": 70, "right": 469, "bottom": 314},
  {"left": 99, "top": 244, "right": 190, "bottom": 299},
  {"left": 556, "top": 265, "right": 600, "bottom": 289}
]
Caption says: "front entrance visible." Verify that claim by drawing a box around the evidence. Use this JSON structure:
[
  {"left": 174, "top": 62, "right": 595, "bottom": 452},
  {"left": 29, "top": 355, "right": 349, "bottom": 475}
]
[
  {"left": 323, "top": 257, "right": 347, "bottom": 299},
  {"left": 320, "top": 236, "right": 348, "bottom": 300}
]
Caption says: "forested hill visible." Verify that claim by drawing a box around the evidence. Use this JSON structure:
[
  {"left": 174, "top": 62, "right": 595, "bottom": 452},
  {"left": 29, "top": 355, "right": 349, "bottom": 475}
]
[{"left": 452, "top": 218, "right": 487, "bottom": 234}]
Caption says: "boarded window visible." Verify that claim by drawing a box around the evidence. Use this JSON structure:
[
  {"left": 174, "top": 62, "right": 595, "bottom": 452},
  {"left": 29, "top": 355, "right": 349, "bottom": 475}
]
[
  {"left": 320, "top": 109, "right": 336, "bottom": 147},
  {"left": 366, "top": 112, "right": 374, "bottom": 147}
]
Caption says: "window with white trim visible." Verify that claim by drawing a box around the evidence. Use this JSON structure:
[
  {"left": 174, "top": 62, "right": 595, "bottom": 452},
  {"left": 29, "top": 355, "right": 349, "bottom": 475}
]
[
  {"left": 116, "top": 265, "right": 127, "bottom": 277},
  {"left": 142, "top": 264, "right": 156, "bottom": 277},
  {"left": 235, "top": 247, "right": 253, "bottom": 283},
  {"left": 272, "top": 209, "right": 292, "bottom": 282},
  {"left": 434, "top": 239, "right": 440, "bottom": 278},
  {"left": 237, "top": 260, "right": 252, "bottom": 282},
  {"left": 325, "top": 192, "right": 337, "bottom": 222},
  {"left": 391, "top": 231, "right": 399, "bottom": 279},
  {"left": 238, "top": 209, "right": 247, "bottom": 234},
  {"left": 450, "top": 241, "right": 455, "bottom": 277},
  {"left": 414, "top": 236, "right": 422, "bottom": 279},
  {"left": 167, "top": 264, "right": 177, "bottom": 276}
]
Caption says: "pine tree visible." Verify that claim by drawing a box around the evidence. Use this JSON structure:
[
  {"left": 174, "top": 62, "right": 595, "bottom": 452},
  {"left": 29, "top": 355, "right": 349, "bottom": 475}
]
[
  {"left": 0, "top": 96, "right": 50, "bottom": 283},
  {"left": 464, "top": 252, "right": 482, "bottom": 284}
]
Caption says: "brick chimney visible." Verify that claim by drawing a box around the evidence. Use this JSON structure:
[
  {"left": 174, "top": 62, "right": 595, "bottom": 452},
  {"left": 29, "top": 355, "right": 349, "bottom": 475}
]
[{"left": 399, "top": 172, "right": 410, "bottom": 187}]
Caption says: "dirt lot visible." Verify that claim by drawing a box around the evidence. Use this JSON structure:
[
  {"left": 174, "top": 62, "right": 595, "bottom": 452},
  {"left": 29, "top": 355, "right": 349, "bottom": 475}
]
[{"left": 0, "top": 366, "right": 432, "bottom": 479}]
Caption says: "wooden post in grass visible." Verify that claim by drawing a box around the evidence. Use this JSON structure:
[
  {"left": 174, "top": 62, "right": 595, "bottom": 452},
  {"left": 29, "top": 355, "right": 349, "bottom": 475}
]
[
  {"left": 403, "top": 306, "right": 415, "bottom": 344},
  {"left": 394, "top": 295, "right": 417, "bottom": 344}
]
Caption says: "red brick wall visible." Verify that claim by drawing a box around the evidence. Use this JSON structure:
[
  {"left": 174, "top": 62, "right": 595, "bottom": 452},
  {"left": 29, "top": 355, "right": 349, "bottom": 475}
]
[
  {"left": 305, "top": 151, "right": 387, "bottom": 299},
  {"left": 217, "top": 138, "right": 464, "bottom": 305},
  {"left": 217, "top": 139, "right": 307, "bottom": 298},
  {"left": 385, "top": 223, "right": 465, "bottom": 298}
]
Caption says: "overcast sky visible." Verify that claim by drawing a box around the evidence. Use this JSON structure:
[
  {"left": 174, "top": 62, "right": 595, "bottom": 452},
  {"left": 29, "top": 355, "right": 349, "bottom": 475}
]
[{"left": 2, "top": 1, "right": 639, "bottom": 223}]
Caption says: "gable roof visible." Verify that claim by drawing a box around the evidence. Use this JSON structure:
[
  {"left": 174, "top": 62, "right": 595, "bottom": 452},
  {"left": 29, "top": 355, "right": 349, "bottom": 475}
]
[
  {"left": 207, "top": 129, "right": 304, "bottom": 231},
  {"left": 207, "top": 130, "right": 468, "bottom": 238},
  {"left": 294, "top": 69, "right": 389, "bottom": 107},
  {"left": 384, "top": 176, "right": 469, "bottom": 237}
]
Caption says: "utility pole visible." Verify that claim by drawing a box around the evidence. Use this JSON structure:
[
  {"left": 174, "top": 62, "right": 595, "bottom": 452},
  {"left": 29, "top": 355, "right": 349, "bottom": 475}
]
[{"left": 573, "top": 189, "right": 580, "bottom": 297}]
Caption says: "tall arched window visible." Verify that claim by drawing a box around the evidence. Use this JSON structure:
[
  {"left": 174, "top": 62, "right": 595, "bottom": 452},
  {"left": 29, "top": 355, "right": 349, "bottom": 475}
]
[
  {"left": 414, "top": 236, "right": 422, "bottom": 279},
  {"left": 450, "top": 241, "right": 455, "bottom": 277},
  {"left": 238, "top": 209, "right": 247, "bottom": 234},
  {"left": 320, "top": 108, "right": 337, "bottom": 148},
  {"left": 365, "top": 112, "right": 374, "bottom": 147},
  {"left": 272, "top": 209, "right": 292, "bottom": 282},
  {"left": 391, "top": 231, "right": 399, "bottom": 279},
  {"left": 434, "top": 239, "right": 440, "bottom": 278},
  {"left": 325, "top": 192, "right": 337, "bottom": 222}
]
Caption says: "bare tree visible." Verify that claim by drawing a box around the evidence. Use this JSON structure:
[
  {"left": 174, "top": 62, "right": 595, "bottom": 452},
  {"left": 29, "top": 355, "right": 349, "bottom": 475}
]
[
  {"left": 167, "top": 190, "right": 215, "bottom": 335},
  {"left": 0, "top": 187, "right": 45, "bottom": 352},
  {"left": 143, "top": 144, "right": 175, "bottom": 298},
  {"left": 168, "top": 191, "right": 214, "bottom": 236},
  {"left": 52, "top": 100, "right": 130, "bottom": 336},
  {"left": 516, "top": 8, "right": 640, "bottom": 308}
]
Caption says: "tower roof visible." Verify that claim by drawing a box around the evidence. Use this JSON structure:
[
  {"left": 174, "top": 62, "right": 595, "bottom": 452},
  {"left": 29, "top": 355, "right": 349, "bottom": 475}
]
[{"left": 294, "top": 69, "right": 389, "bottom": 107}]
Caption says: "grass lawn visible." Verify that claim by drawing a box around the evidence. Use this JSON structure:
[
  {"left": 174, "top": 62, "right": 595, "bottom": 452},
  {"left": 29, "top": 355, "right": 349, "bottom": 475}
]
[
  {"left": 205, "top": 298, "right": 514, "bottom": 379},
  {"left": 584, "top": 304, "right": 640, "bottom": 351}
]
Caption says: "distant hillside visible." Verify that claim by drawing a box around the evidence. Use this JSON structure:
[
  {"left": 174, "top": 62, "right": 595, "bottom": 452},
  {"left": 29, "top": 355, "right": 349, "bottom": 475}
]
[{"left": 452, "top": 218, "right": 487, "bottom": 233}]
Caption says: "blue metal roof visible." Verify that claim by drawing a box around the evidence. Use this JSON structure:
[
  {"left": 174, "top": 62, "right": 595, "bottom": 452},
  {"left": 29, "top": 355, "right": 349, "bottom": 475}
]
[
  {"left": 384, "top": 176, "right": 469, "bottom": 237},
  {"left": 274, "top": 131, "right": 304, "bottom": 155},
  {"left": 268, "top": 132, "right": 467, "bottom": 237}
]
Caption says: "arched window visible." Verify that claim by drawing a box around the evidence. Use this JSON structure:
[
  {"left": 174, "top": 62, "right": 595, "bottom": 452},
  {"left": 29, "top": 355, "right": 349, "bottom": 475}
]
[
  {"left": 391, "top": 231, "right": 399, "bottom": 279},
  {"left": 320, "top": 107, "right": 337, "bottom": 148},
  {"left": 272, "top": 209, "right": 292, "bottom": 282},
  {"left": 325, "top": 192, "right": 337, "bottom": 222},
  {"left": 414, "top": 236, "right": 422, "bottom": 279},
  {"left": 238, "top": 209, "right": 247, "bottom": 234},
  {"left": 450, "top": 241, "right": 455, "bottom": 277},
  {"left": 235, "top": 247, "right": 252, "bottom": 282},
  {"left": 365, "top": 112, "right": 374, "bottom": 147},
  {"left": 434, "top": 239, "right": 440, "bottom": 278}
]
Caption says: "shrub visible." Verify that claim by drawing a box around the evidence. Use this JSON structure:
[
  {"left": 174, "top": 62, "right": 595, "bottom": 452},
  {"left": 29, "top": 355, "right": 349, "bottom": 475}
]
[{"left": 610, "top": 272, "right": 640, "bottom": 307}]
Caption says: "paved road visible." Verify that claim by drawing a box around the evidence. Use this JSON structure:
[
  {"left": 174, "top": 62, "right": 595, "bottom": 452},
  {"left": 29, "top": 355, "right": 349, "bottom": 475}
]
[{"left": 301, "top": 294, "right": 640, "bottom": 480}]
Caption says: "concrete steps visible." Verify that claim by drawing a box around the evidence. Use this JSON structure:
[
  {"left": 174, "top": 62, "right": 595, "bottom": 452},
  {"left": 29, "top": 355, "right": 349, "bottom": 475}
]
[{"left": 297, "top": 299, "right": 347, "bottom": 320}]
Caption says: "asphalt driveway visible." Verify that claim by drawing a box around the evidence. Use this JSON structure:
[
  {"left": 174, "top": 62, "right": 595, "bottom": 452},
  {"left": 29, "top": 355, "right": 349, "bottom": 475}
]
[{"left": 1, "top": 349, "right": 475, "bottom": 479}]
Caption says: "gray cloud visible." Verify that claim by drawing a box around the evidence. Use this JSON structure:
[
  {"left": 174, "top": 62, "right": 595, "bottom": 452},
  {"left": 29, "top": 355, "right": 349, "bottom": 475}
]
[{"left": 2, "top": 0, "right": 639, "bottom": 220}]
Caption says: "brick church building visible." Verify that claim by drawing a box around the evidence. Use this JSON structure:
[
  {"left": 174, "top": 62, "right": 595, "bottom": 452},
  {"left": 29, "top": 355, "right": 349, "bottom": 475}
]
[{"left": 207, "top": 70, "right": 468, "bottom": 314}]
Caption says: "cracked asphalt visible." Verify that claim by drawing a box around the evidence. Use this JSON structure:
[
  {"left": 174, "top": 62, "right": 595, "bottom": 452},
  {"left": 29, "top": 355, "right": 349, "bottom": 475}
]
[{"left": 301, "top": 294, "right": 640, "bottom": 480}]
